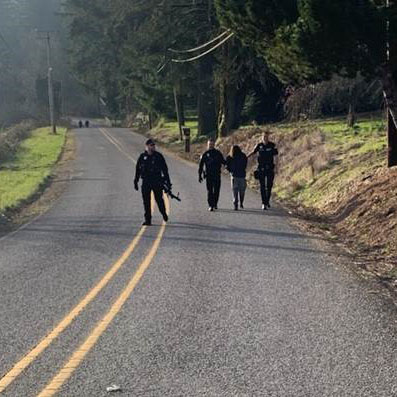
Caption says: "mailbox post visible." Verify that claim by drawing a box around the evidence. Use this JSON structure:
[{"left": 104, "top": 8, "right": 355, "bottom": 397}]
[{"left": 182, "top": 126, "right": 191, "bottom": 153}]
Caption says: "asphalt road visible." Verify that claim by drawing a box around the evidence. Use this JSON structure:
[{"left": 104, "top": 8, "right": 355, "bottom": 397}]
[{"left": 0, "top": 126, "right": 396, "bottom": 397}]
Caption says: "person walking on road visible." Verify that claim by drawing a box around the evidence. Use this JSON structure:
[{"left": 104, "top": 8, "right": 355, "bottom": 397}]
[
  {"left": 226, "top": 145, "right": 248, "bottom": 211},
  {"left": 199, "top": 137, "right": 226, "bottom": 211},
  {"left": 248, "top": 131, "right": 279, "bottom": 210},
  {"left": 134, "top": 139, "right": 171, "bottom": 225}
]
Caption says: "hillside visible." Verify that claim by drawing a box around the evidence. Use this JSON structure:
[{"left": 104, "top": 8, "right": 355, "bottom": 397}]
[{"left": 148, "top": 115, "right": 397, "bottom": 291}]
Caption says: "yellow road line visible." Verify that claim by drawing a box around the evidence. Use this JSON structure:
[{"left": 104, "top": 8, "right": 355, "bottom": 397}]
[
  {"left": 0, "top": 226, "right": 146, "bottom": 393},
  {"left": 0, "top": 126, "right": 146, "bottom": 393},
  {"left": 100, "top": 128, "right": 136, "bottom": 164},
  {"left": 38, "top": 198, "right": 170, "bottom": 397}
]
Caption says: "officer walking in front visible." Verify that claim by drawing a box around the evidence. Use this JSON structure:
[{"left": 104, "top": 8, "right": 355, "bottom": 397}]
[
  {"left": 134, "top": 139, "right": 170, "bottom": 225},
  {"left": 248, "top": 131, "right": 279, "bottom": 210},
  {"left": 198, "top": 137, "right": 226, "bottom": 211}
]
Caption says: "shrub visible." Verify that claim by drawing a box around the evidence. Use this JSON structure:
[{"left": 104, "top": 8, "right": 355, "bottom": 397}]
[{"left": 0, "top": 121, "right": 36, "bottom": 164}]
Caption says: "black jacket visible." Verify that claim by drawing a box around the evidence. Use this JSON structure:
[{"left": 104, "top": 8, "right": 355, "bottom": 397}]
[
  {"left": 198, "top": 148, "right": 225, "bottom": 178},
  {"left": 226, "top": 153, "right": 247, "bottom": 178},
  {"left": 134, "top": 151, "right": 170, "bottom": 184},
  {"left": 253, "top": 142, "right": 278, "bottom": 169}
]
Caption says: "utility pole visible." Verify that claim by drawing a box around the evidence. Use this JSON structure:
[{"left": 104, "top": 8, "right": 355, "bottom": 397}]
[{"left": 38, "top": 31, "right": 57, "bottom": 134}]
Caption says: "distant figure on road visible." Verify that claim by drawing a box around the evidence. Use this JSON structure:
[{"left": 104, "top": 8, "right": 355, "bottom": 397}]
[
  {"left": 226, "top": 145, "right": 248, "bottom": 210},
  {"left": 248, "top": 131, "right": 279, "bottom": 210},
  {"left": 78, "top": 120, "right": 83, "bottom": 128},
  {"left": 85, "top": 120, "right": 90, "bottom": 128},
  {"left": 134, "top": 139, "right": 171, "bottom": 226},
  {"left": 198, "top": 137, "right": 226, "bottom": 212}
]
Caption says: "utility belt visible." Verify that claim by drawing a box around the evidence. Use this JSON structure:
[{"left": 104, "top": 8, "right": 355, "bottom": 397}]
[
  {"left": 141, "top": 174, "right": 163, "bottom": 184},
  {"left": 259, "top": 163, "right": 274, "bottom": 171},
  {"left": 204, "top": 171, "right": 221, "bottom": 180},
  {"left": 254, "top": 165, "right": 274, "bottom": 180}
]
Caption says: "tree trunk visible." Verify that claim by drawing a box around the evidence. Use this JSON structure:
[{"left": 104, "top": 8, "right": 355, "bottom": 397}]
[
  {"left": 217, "top": 39, "right": 247, "bottom": 138},
  {"left": 387, "top": 107, "right": 397, "bottom": 167},
  {"left": 381, "top": 65, "right": 397, "bottom": 167},
  {"left": 347, "top": 103, "right": 356, "bottom": 128},
  {"left": 218, "top": 81, "right": 246, "bottom": 137},
  {"left": 197, "top": 58, "right": 217, "bottom": 136}
]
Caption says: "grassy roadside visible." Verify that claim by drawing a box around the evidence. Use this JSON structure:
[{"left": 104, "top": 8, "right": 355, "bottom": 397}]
[
  {"left": 146, "top": 114, "right": 397, "bottom": 292},
  {"left": 149, "top": 115, "right": 387, "bottom": 211},
  {"left": 271, "top": 116, "right": 387, "bottom": 207},
  {"left": 0, "top": 127, "right": 67, "bottom": 214}
]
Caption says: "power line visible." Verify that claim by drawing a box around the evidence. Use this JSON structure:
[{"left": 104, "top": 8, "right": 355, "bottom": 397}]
[
  {"left": 157, "top": 58, "right": 171, "bottom": 74},
  {"left": 168, "top": 29, "right": 230, "bottom": 54},
  {"left": 171, "top": 32, "right": 234, "bottom": 63}
]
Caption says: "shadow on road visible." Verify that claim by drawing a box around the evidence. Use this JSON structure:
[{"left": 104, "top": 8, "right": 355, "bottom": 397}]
[
  {"left": 162, "top": 233, "right": 332, "bottom": 255},
  {"left": 166, "top": 222, "right": 324, "bottom": 241}
]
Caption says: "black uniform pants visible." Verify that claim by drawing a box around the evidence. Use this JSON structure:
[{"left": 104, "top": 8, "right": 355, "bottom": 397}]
[
  {"left": 206, "top": 175, "right": 221, "bottom": 208},
  {"left": 141, "top": 180, "right": 167, "bottom": 222},
  {"left": 259, "top": 171, "right": 274, "bottom": 205}
]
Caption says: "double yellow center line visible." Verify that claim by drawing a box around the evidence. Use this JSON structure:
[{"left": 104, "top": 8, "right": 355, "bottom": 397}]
[
  {"left": 0, "top": 128, "right": 168, "bottom": 395},
  {"left": 38, "top": 202, "right": 168, "bottom": 396}
]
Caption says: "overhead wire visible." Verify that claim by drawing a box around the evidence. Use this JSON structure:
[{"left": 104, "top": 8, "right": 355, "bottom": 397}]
[
  {"left": 168, "top": 29, "right": 231, "bottom": 54},
  {"left": 171, "top": 32, "right": 234, "bottom": 63}
]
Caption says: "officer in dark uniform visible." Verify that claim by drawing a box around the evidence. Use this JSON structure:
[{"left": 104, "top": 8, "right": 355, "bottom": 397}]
[
  {"left": 134, "top": 139, "right": 170, "bottom": 225},
  {"left": 248, "top": 131, "right": 279, "bottom": 210},
  {"left": 198, "top": 137, "right": 226, "bottom": 211}
]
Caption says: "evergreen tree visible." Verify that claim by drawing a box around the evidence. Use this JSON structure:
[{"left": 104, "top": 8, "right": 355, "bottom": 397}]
[{"left": 215, "top": 0, "right": 388, "bottom": 85}]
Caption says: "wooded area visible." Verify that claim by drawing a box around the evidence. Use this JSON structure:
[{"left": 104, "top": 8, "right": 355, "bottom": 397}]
[
  {"left": 0, "top": 0, "right": 98, "bottom": 127},
  {"left": 61, "top": 1, "right": 396, "bottom": 148},
  {"left": 1, "top": 0, "right": 396, "bottom": 163}
]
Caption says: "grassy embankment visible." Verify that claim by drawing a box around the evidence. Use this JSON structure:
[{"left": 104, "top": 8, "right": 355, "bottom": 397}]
[
  {"left": 0, "top": 127, "right": 66, "bottom": 214},
  {"left": 152, "top": 114, "right": 387, "bottom": 210},
  {"left": 270, "top": 116, "right": 387, "bottom": 209}
]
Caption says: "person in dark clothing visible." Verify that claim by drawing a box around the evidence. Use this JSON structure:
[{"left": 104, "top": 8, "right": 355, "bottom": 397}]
[
  {"left": 198, "top": 138, "right": 226, "bottom": 211},
  {"left": 248, "top": 131, "right": 279, "bottom": 210},
  {"left": 226, "top": 145, "right": 248, "bottom": 210},
  {"left": 134, "top": 139, "right": 170, "bottom": 225}
]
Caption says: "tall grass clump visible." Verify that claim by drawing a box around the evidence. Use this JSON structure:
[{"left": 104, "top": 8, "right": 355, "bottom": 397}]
[{"left": 0, "top": 121, "right": 37, "bottom": 164}]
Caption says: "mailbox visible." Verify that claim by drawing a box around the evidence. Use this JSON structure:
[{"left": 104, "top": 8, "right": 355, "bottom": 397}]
[{"left": 182, "top": 127, "right": 191, "bottom": 152}]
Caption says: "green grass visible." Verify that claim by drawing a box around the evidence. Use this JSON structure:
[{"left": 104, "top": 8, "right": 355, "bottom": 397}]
[
  {"left": 163, "top": 120, "right": 198, "bottom": 138},
  {"left": 271, "top": 113, "right": 387, "bottom": 209},
  {"left": 0, "top": 127, "right": 66, "bottom": 212}
]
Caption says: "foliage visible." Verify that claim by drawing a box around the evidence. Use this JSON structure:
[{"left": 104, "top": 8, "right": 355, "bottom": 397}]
[
  {"left": 0, "top": 121, "right": 37, "bottom": 163},
  {"left": 63, "top": 0, "right": 286, "bottom": 130},
  {"left": 284, "top": 75, "right": 383, "bottom": 120},
  {"left": 0, "top": 0, "right": 97, "bottom": 125},
  {"left": 215, "top": 0, "right": 394, "bottom": 86}
]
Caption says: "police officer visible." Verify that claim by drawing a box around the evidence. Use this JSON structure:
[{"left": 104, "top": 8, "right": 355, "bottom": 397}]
[
  {"left": 248, "top": 131, "right": 279, "bottom": 210},
  {"left": 198, "top": 137, "right": 226, "bottom": 211},
  {"left": 134, "top": 139, "right": 170, "bottom": 225}
]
